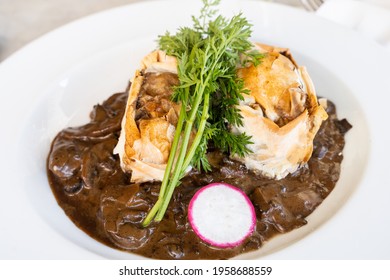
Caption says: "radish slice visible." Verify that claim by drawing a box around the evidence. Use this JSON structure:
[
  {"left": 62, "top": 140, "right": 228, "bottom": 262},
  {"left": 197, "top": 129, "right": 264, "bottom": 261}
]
[{"left": 188, "top": 183, "right": 256, "bottom": 248}]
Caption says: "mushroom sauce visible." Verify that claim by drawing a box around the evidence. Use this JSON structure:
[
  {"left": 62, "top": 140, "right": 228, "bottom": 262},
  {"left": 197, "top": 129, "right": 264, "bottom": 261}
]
[{"left": 47, "top": 87, "right": 351, "bottom": 259}]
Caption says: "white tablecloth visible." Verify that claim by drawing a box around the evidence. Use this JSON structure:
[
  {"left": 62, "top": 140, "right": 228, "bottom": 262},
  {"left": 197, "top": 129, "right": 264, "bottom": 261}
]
[{"left": 317, "top": 0, "right": 390, "bottom": 51}]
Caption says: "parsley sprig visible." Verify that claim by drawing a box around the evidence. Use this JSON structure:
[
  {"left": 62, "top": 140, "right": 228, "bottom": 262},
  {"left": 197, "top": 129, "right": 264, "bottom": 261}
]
[{"left": 142, "top": 0, "right": 262, "bottom": 226}]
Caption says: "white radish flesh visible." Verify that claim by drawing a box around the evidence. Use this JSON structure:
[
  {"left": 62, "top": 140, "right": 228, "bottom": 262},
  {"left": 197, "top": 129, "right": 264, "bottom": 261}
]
[{"left": 188, "top": 183, "right": 256, "bottom": 248}]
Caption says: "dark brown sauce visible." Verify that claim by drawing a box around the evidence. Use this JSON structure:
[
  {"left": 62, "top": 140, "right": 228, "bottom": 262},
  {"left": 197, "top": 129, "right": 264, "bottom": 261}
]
[{"left": 47, "top": 90, "right": 351, "bottom": 259}]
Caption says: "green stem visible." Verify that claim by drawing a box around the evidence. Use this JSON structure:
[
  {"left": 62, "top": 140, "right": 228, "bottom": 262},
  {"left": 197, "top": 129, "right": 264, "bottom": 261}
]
[
  {"left": 143, "top": 47, "right": 228, "bottom": 225},
  {"left": 142, "top": 90, "right": 188, "bottom": 227},
  {"left": 181, "top": 91, "right": 210, "bottom": 172},
  {"left": 158, "top": 93, "right": 188, "bottom": 198},
  {"left": 152, "top": 60, "right": 216, "bottom": 222},
  {"left": 155, "top": 84, "right": 205, "bottom": 221}
]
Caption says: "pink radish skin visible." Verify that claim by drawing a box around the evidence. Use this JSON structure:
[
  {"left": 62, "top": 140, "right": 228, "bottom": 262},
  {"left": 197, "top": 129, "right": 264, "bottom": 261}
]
[{"left": 188, "top": 183, "right": 256, "bottom": 248}]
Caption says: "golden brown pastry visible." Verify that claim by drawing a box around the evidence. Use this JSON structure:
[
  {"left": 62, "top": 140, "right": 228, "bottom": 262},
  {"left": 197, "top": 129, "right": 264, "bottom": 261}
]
[
  {"left": 232, "top": 43, "right": 328, "bottom": 179},
  {"left": 115, "top": 44, "right": 327, "bottom": 182},
  {"left": 114, "top": 50, "right": 180, "bottom": 183}
]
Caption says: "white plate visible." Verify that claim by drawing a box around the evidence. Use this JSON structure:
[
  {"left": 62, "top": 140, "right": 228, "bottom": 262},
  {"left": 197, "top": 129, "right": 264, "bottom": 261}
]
[{"left": 0, "top": 0, "right": 389, "bottom": 259}]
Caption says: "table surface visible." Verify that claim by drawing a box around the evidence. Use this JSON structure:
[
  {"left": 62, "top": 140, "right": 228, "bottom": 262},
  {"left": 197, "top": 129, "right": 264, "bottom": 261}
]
[{"left": 0, "top": 0, "right": 302, "bottom": 62}]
